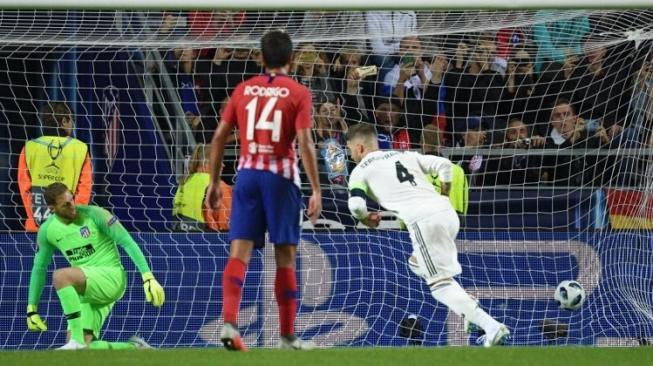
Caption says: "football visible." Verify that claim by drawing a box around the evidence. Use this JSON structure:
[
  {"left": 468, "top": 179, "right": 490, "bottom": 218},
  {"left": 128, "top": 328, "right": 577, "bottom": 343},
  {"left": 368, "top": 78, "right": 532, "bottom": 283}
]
[{"left": 554, "top": 280, "right": 587, "bottom": 311}]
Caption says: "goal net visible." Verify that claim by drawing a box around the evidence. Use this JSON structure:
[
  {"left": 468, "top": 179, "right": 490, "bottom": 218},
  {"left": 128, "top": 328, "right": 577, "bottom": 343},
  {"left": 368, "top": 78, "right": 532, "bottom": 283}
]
[{"left": 1, "top": 8, "right": 652, "bottom": 349}]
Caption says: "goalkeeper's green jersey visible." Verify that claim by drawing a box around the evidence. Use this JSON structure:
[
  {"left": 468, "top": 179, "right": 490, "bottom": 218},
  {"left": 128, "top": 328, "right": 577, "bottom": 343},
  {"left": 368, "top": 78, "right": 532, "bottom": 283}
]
[{"left": 28, "top": 205, "right": 151, "bottom": 305}]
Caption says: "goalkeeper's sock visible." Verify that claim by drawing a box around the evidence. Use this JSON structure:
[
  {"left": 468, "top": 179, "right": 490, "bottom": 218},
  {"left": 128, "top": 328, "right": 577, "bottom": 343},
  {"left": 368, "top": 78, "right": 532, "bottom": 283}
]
[
  {"left": 430, "top": 279, "right": 500, "bottom": 332},
  {"left": 89, "top": 341, "right": 136, "bottom": 350},
  {"left": 275, "top": 267, "right": 297, "bottom": 337},
  {"left": 56, "top": 286, "right": 85, "bottom": 344},
  {"left": 222, "top": 257, "right": 247, "bottom": 325}
]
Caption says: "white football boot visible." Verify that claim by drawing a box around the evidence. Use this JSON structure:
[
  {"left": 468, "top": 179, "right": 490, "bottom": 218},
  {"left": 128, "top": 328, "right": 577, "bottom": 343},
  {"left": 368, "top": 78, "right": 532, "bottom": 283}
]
[{"left": 56, "top": 340, "right": 87, "bottom": 350}]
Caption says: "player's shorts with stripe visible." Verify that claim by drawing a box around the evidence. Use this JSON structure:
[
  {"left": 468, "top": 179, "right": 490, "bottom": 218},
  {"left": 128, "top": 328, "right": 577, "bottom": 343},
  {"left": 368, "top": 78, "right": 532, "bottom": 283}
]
[
  {"left": 407, "top": 208, "right": 462, "bottom": 284},
  {"left": 229, "top": 169, "right": 302, "bottom": 248},
  {"left": 69, "top": 266, "right": 127, "bottom": 338}
]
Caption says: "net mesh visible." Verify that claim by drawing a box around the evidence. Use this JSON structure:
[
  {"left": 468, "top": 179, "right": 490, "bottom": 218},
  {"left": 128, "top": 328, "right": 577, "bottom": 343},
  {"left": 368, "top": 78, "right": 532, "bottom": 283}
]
[{"left": 0, "top": 9, "right": 652, "bottom": 349}]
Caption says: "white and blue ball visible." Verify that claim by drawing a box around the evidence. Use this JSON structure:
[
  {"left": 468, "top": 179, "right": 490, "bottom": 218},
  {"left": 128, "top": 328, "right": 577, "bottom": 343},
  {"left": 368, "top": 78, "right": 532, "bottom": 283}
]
[{"left": 554, "top": 280, "right": 586, "bottom": 311}]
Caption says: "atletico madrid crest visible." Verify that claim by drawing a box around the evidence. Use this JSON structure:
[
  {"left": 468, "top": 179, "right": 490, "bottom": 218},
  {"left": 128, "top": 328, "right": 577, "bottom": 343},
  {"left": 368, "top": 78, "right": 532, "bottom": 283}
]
[{"left": 80, "top": 226, "right": 90, "bottom": 238}]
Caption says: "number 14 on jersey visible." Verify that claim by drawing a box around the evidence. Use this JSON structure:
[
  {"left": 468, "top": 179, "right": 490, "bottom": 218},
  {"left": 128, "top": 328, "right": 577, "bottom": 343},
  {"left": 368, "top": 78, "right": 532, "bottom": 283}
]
[{"left": 245, "top": 97, "right": 283, "bottom": 142}]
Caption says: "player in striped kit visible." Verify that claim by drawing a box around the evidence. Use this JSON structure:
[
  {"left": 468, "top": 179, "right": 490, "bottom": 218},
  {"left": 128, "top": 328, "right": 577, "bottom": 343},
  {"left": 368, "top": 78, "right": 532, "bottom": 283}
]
[
  {"left": 345, "top": 124, "right": 509, "bottom": 347},
  {"left": 206, "top": 30, "right": 321, "bottom": 351}
]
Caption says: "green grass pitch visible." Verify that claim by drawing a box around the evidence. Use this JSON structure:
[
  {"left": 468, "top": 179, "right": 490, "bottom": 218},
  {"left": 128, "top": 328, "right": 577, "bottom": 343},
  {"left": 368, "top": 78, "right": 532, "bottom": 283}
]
[{"left": 1, "top": 347, "right": 651, "bottom": 366}]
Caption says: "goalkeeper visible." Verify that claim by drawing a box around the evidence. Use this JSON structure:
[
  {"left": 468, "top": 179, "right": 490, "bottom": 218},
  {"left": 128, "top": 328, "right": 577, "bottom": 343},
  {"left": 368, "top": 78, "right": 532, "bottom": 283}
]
[{"left": 26, "top": 182, "right": 165, "bottom": 350}]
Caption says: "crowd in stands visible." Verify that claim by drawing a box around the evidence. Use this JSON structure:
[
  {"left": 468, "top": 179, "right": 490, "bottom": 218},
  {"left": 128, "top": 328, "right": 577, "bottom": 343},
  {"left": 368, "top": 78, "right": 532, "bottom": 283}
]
[
  {"left": 5, "top": 10, "right": 653, "bottom": 232},
  {"left": 154, "top": 10, "right": 653, "bottom": 192}
]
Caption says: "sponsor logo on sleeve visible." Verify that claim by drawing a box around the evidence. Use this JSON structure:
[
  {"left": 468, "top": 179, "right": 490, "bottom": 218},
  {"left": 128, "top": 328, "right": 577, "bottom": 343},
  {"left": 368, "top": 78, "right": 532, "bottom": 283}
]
[{"left": 108, "top": 216, "right": 118, "bottom": 226}]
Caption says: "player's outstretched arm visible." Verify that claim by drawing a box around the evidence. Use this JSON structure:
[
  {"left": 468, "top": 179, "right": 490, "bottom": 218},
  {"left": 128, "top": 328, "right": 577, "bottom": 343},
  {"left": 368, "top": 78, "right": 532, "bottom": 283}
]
[
  {"left": 297, "top": 127, "right": 322, "bottom": 224},
  {"left": 347, "top": 170, "right": 380, "bottom": 228},
  {"left": 416, "top": 153, "right": 453, "bottom": 195},
  {"left": 26, "top": 227, "right": 55, "bottom": 332},
  {"left": 92, "top": 207, "right": 165, "bottom": 308}
]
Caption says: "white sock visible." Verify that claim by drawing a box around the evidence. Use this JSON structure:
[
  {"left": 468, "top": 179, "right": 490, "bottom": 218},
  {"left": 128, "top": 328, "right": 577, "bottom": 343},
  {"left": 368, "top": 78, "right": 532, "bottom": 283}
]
[{"left": 430, "top": 280, "right": 501, "bottom": 332}]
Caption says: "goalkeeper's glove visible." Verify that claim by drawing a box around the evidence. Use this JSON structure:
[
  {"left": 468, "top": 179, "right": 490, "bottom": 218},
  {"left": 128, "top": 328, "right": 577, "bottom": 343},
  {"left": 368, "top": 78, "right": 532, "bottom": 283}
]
[
  {"left": 26, "top": 305, "right": 47, "bottom": 332},
  {"left": 142, "top": 272, "right": 165, "bottom": 308}
]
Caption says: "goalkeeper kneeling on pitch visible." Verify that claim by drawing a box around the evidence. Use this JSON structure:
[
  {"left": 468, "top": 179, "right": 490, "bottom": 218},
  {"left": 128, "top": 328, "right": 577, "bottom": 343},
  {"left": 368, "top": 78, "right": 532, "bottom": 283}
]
[{"left": 26, "top": 182, "right": 165, "bottom": 350}]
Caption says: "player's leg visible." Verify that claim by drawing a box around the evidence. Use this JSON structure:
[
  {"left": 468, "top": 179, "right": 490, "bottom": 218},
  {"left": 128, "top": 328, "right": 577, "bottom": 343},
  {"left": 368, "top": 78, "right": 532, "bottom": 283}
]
[
  {"left": 52, "top": 267, "right": 87, "bottom": 347},
  {"left": 222, "top": 239, "right": 255, "bottom": 328},
  {"left": 264, "top": 172, "right": 313, "bottom": 349},
  {"left": 409, "top": 216, "right": 509, "bottom": 346},
  {"left": 274, "top": 244, "right": 315, "bottom": 350},
  {"left": 77, "top": 266, "right": 147, "bottom": 350},
  {"left": 221, "top": 170, "right": 265, "bottom": 351},
  {"left": 274, "top": 245, "right": 298, "bottom": 338},
  {"left": 220, "top": 238, "right": 254, "bottom": 351},
  {"left": 85, "top": 302, "right": 151, "bottom": 350}
]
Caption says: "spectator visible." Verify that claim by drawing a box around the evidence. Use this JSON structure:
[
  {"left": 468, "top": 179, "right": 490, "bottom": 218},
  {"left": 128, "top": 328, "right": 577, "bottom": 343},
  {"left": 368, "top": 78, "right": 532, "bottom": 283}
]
[
  {"left": 315, "top": 102, "right": 349, "bottom": 187},
  {"left": 383, "top": 36, "right": 435, "bottom": 147},
  {"left": 627, "top": 53, "right": 653, "bottom": 137},
  {"left": 250, "top": 48, "right": 263, "bottom": 69},
  {"left": 293, "top": 43, "right": 337, "bottom": 104},
  {"left": 315, "top": 101, "right": 349, "bottom": 145},
  {"left": 300, "top": 11, "right": 366, "bottom": 51},
  {"left": 167, "top": 48, "right": 205, "bottom": 140},
  {"left": 568, "top": 39, "right": 638, "bottom": 146},
  {"left": 383, "top": 36, "right": 430, "bottom": 99},
  {"left": 526, "top": 55, "right": 579, "bottom": 136},
  {"left": 618, "top": 52, "right": 653, "bottom": 186},
  {"left": 373, "top": 98, "right": 411, "bottom": 150},
  {"left": 450, "top": 115, "right": 488, "bottom": 187},
  {"left": 484, "top": 118, "right": 544, "bottom": 186},
  {"left": 500, "top": 48, "right": 536, "bottom": 122},
  {"left": 215, "top": 96, "right": 239, "bottom": 183},
  {"left": 494, "top": 26, "right": 527, "bottom": 75},
  {"left": 444, "top": 35, "right": 505, "bottom": 139},
  {"left": 365, "top": 11, "right": 417, "bottom": 81},
  {"left": 187, "top": 11, "right": 246, "bottom": 38},
  {"left": 158, "top": 11, "right": 188, "bottom": 37},
  {"left": 333, "top": 48, "right": 376, "bottom": 124},
  {"left": 195, "top": 45, "right": 260, "bottom": 127},
  {"left": 541, "top": 99, "right": 605, "bottom": 186},
  {"left": 173, "top": 144, "right": 232, "bottom": 231},
  {"left": 421, "top": 124, "right": 469, "bottom": 217},
  {"left": 422, "top": 50, "right": 450, "bottom": 145},
  {"left": 532, "top": 12, "right": 590, "bottom": 73},
  {"left": 18, "top": 102, "right": 92, "bottom": 232}
]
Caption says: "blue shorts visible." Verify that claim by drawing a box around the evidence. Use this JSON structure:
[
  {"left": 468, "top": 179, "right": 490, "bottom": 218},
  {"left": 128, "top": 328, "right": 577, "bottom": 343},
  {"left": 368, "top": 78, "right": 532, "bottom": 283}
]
[{"left": 229, "top": 169, "right": 302, "bottom": 248}]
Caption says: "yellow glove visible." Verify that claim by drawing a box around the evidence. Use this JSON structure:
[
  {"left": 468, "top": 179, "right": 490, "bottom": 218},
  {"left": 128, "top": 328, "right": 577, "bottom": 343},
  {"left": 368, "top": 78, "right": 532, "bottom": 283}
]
[
  {"left": 142, "top": 272, "right": 165, "bottom": 308},
  {"left": 26, "top": 305, "right": 47, "bottom": 332}
]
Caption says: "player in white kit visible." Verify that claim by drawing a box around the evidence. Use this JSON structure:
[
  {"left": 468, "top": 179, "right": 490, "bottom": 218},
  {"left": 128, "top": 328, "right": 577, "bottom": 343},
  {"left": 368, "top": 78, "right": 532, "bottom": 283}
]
[{"left": 345, "top": 124, "right": 509, "bottom": 347}]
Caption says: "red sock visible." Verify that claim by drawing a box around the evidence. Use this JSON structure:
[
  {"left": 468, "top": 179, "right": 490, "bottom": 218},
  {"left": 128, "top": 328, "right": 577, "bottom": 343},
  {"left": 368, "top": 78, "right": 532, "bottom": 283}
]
[
  {"left": 222, "top": 258, "right": 247, "bottom": 325},
  {"left": 275, "top": 267, "right": 298, "bottom": 337}
]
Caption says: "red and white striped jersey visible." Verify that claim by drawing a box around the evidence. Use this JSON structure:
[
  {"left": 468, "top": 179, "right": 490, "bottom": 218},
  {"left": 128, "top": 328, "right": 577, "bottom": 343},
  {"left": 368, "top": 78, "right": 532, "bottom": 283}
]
[{"left": 222, "top": 74, "right": 313, "bottom": 187}]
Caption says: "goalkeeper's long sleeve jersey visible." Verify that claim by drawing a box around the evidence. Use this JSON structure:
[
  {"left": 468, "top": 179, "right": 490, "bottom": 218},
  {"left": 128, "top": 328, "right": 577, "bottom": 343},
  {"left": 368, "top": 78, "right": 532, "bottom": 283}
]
[{"left": 28, "top": 205, "right": 151, "bottom": 305}]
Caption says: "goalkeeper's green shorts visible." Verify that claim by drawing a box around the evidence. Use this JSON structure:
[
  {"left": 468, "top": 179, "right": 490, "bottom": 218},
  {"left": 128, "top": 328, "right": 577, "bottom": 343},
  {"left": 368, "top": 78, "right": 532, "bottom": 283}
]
[{"left": 67, "top": 266, "right": 127, "bottom": 338}]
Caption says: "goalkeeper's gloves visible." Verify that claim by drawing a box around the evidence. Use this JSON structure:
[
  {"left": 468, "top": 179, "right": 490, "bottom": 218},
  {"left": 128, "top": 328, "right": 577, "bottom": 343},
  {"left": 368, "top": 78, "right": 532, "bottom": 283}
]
[
  {"left": 142, "top": 272, "right": 165, "bottom": 308},
  {"left": 26, "top": 305, "right": 47, "bottom": 332}
]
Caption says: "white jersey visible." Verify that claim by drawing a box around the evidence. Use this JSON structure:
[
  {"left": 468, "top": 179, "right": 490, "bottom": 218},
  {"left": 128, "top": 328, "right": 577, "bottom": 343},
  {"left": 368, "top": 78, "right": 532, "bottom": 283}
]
[{"left": 348, "top": 150, "right": 455, "bottom": 224}]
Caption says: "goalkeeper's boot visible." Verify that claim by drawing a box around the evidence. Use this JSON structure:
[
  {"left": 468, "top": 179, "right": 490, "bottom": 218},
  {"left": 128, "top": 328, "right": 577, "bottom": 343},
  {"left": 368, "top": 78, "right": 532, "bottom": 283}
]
[
  {"left": 279, "top": 335, "right": 316, "bottom": 350},
  {"left": 220, "top": 323, "right": 248, "bottom": 352},
  {"left": 483, "top": 324, "right": 510, "bottom": 348},
  {"left": 56, "top": 340, "right": 87, "bottom": 351},
  {"left": 128, "top": 335, "right": 154, "bottom": 350}
]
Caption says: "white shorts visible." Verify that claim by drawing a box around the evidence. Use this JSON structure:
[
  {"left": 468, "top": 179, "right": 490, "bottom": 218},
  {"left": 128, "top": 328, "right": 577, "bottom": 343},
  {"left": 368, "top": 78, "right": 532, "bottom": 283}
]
[{"left": 406, "top": 211, "right": 462, "bottom": 283}]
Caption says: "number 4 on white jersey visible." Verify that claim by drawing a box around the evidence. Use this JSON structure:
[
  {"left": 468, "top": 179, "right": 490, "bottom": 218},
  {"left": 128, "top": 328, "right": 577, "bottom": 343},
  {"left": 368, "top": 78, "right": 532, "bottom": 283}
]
[{"left": 245, "top": 97, "right": 283, "bottom": 142}]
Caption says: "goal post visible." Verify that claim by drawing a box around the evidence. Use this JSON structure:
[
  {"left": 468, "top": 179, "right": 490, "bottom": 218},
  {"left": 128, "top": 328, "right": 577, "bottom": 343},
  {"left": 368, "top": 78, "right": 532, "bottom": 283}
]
[
  {"left": 0, "top": 0, "right": 653, "bottom": 9},
  {"left": 0, "top": 5, "right": 651, "bottom": 349}
]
